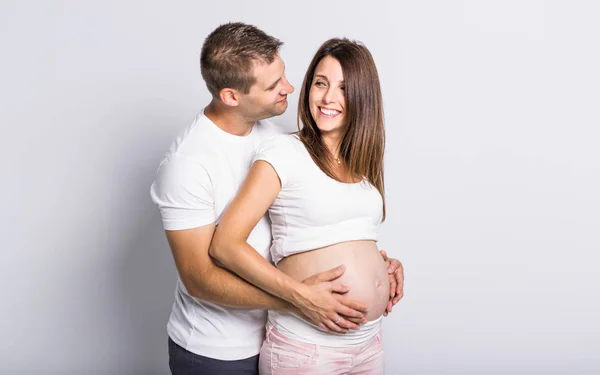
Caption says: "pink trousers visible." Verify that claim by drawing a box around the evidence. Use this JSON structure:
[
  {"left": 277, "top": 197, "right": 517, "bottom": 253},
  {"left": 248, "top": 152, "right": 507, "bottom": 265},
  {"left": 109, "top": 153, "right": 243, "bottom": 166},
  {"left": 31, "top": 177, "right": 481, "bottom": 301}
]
[{"left": 258, "top": 323, "right": 384, "bottom": 375}]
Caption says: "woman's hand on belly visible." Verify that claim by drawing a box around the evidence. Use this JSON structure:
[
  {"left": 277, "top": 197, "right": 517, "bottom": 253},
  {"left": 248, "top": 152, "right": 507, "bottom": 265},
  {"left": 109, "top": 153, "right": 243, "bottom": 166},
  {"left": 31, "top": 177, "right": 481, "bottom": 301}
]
[
  {"left": 380, "top": 249, "right": 405, "bottom": 316},
  {"left": 292, "top": 265, "right": 370, "bottom": 333}
]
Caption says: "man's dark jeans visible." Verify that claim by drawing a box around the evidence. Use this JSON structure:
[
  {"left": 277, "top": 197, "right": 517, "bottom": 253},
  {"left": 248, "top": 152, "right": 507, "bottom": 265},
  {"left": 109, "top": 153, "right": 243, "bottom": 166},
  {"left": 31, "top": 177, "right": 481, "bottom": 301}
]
[{"left": 168, "top": 337, "right": 259, "bottom": 375}]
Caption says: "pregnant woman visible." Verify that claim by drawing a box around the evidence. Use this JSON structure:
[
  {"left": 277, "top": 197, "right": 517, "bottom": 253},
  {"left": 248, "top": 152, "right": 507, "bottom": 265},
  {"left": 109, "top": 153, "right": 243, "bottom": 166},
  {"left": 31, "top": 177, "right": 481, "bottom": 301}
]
[{"left": 210, "top": 38, "right": 391, "bottom": 374}]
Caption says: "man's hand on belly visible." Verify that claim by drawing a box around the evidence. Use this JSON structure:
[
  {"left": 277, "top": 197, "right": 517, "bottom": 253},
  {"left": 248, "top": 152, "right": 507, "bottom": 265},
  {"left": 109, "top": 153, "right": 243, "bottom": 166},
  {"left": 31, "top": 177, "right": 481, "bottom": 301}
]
[
  {"left": 299, "top": 265, "right": 369, "bottom": 332},
  {"left": 380, "top": 250, "right": 405, "bottom": 316}
]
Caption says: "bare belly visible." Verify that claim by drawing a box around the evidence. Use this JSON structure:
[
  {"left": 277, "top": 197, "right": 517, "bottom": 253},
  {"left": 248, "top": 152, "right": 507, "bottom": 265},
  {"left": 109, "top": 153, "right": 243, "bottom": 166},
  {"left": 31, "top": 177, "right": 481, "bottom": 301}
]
[{"left": 278, "top": 240, "right": 390, "bottom": 321}]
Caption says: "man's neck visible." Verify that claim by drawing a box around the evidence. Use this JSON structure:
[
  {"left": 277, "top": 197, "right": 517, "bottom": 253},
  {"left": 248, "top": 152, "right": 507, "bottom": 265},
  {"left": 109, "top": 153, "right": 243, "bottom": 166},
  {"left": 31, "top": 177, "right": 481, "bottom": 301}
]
[{"left": 204, "top": 100, "right": 255, "bottom": 136}]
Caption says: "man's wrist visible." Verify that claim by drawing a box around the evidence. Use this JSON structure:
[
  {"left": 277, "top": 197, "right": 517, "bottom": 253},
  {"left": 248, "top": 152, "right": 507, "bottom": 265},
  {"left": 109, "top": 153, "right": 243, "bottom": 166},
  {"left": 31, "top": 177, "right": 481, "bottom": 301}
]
[
  {"left": 279, "top": 302, "right": 299, "bottom": 313},
  {"left": 288, "top": 282, "right": 309, "bottom": 309}
]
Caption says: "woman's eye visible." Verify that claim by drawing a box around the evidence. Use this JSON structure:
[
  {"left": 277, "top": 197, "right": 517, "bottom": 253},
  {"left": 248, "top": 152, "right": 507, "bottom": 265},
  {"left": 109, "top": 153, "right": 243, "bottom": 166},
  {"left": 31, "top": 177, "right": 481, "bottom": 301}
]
[{"left": 314, "top": 81, "right": 326, "bottom": 87}]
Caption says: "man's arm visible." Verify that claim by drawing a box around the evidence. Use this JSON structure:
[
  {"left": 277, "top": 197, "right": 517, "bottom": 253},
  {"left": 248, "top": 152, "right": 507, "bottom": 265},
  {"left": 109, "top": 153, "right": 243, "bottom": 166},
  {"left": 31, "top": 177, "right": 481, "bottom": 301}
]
[
  {"left": 166, "top": 223, "right": 296, "bottom": 311},
  {"left": 152, "top": 153, "right": 347, "bottom": 314},
  {"left": 209, "top": 161, "right": 368, "bottom": 333},
  {"left": 152, "top": 154, "right": 297, "bottom": 311}
]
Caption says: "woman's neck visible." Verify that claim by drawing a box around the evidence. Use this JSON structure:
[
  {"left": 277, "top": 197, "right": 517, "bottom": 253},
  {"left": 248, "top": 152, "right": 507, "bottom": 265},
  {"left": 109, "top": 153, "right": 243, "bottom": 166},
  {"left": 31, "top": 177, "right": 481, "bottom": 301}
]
[{"left": 321, "top": 132, "right": 341, "bottom": 160}]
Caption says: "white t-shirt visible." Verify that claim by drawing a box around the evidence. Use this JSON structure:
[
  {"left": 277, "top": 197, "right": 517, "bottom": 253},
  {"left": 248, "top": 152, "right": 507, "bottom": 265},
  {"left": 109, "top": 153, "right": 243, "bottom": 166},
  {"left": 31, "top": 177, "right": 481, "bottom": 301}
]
[
  {"left": 253, "top": 133, "right": 383, "bottom": 265},
  {"left": 150, "top": 112, "right": 280, "bottom": 360},
  {"left": 253, "top": 133, "right": 385, "bottom": 346}
]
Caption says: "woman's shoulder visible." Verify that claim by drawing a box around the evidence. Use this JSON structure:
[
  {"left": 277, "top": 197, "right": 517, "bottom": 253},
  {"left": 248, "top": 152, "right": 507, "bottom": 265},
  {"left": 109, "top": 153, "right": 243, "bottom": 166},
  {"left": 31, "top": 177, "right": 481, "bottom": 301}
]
[
  {"left": 253, "top": 133, "right": 307, "bottom": 187},
  {"left": 269, "top": 132, "right": 301, "bottom": 144},
  {"left": 258, "top": 132, "right": 303, "bottom": 152}
]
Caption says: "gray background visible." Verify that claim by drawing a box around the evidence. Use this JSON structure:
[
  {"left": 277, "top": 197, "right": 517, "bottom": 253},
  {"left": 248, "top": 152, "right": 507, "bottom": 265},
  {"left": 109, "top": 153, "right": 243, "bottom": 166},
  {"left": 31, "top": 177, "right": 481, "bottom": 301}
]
[{"left": 1, "top": 1, "right": 599, "bottom": 374}]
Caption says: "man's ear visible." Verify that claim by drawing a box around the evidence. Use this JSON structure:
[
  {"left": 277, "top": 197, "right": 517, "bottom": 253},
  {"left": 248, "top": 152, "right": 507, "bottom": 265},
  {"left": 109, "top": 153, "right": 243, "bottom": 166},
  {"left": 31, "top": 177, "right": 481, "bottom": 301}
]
[{"left": 219, "top": 88, "right": 240, "bottom": 107}]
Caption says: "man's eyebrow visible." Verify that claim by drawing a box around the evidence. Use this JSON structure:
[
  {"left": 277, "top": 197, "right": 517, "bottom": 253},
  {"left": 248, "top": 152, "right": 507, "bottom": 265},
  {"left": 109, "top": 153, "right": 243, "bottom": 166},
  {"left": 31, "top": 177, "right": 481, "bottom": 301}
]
[
  {"left": 266, "top": 62, "right": 286, "bottom": 90},
  {"left": 266, "top": 77, "right": 282, "bottom": 90}
]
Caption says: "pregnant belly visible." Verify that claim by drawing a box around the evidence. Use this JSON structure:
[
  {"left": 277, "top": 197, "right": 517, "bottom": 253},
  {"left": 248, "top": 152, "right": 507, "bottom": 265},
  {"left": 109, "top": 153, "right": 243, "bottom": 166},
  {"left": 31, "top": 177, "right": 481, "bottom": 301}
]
[{"left": 277, "top": 240, "right": 390, "bottom": 321}]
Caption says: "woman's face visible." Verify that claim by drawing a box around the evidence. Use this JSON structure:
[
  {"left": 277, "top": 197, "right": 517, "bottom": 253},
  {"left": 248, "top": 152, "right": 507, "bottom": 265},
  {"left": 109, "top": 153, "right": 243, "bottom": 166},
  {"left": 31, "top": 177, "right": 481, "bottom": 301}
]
[{"left": 308, "top": 56, "right": 346, "bottom": 136}]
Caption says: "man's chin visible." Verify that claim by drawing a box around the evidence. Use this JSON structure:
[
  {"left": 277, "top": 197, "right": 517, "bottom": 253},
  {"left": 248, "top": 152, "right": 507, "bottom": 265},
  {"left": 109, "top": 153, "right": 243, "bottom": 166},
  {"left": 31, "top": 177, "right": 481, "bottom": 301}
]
[
  {"left": 269, "top": 108, "right": 287, "bottom": 118},
  {"left": 255, "top": 105, "right": 288, "bottom": 120},
  {"left": 274, "top": 103, "right": 288, "bottom": 116}
]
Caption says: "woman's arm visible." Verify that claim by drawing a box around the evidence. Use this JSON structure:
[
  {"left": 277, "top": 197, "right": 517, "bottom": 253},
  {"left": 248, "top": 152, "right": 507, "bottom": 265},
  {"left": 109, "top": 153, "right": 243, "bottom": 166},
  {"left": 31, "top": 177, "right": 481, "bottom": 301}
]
[{"left": 209, "top": 160, "right": 367, "bottom": 332}]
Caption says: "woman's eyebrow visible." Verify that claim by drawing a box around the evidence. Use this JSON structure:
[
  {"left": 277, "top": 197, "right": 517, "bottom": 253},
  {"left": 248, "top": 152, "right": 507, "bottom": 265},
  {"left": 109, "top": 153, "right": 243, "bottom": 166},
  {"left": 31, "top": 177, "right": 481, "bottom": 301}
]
[{"left": 314, "top": 74, "right": 344, "bottom": 86}]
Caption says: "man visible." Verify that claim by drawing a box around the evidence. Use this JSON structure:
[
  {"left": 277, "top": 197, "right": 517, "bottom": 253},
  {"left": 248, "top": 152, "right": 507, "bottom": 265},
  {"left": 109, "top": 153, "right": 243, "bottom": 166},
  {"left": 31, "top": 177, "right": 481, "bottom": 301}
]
[{"left": 150, "top": 22, "right": 404, "bottom": 375}]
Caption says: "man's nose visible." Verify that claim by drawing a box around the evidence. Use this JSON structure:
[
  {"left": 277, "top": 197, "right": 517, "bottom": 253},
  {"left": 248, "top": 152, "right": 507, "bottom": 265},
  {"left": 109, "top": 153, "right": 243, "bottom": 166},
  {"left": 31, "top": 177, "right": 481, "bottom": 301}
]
[{"left": 284, "top": 79, "right": 294, "bottom": 94}]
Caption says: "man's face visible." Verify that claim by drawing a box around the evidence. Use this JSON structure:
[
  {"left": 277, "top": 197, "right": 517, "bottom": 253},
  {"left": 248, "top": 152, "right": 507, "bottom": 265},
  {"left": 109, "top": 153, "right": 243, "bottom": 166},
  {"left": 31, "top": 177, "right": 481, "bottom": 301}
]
[{"left": 239, "top": 54, "right": 294, "bottom": 121}]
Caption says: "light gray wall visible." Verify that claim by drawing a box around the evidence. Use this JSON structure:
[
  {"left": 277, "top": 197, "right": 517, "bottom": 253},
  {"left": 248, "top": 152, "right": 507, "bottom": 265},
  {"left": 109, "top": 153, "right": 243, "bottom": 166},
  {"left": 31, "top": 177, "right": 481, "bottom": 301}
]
[{"left": 1, "top": 1, "right": 598, "bottom": 374}]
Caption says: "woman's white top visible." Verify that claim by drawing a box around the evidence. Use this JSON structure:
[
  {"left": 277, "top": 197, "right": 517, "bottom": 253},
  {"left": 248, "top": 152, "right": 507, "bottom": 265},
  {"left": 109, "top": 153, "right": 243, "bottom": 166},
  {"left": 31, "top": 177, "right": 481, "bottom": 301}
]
[
  {"left": 253, "top": 133, "right": 383, "bottom": 265},
  {"left": 253, "top": 133, "right": 384, "bottom": 346}
]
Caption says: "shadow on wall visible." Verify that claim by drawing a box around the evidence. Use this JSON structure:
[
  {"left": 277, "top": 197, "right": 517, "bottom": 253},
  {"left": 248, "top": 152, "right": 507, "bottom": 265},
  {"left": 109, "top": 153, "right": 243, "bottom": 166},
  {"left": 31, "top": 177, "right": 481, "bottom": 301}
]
[
  {"left": 117, "top": 206, "right": 176, "bottom": 374},
  {"left": 112, "top": 125, "right": 179, "bottom": 374}
]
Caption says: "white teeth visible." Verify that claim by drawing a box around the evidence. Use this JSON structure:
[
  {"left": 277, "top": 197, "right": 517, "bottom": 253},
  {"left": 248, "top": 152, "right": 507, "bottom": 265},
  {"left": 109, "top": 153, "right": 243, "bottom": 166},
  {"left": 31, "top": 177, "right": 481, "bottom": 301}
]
[{"left": 320, "top": 107, "right": 340, "bottom": 116}]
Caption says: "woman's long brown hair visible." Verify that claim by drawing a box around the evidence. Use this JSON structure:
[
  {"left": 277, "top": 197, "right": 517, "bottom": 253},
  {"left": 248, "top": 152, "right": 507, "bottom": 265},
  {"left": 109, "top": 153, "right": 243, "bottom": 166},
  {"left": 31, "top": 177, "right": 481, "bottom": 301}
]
[{"left": 297, "top": 38, "right": 386, "bottom": 220}]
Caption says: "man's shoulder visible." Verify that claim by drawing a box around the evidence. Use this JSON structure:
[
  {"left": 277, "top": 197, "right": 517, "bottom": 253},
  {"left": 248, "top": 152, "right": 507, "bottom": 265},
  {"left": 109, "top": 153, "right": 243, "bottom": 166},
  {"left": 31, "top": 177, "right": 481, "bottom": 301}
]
[{"left": 166, "top": 113, "right": 219, "bottom": 160}]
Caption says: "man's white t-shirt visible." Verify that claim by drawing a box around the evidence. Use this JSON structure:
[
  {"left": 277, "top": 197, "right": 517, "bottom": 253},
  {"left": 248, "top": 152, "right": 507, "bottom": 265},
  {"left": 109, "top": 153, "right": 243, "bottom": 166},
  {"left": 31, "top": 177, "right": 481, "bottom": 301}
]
[{"left": 150, "top": 112, "right": 280, "bottom": 360}]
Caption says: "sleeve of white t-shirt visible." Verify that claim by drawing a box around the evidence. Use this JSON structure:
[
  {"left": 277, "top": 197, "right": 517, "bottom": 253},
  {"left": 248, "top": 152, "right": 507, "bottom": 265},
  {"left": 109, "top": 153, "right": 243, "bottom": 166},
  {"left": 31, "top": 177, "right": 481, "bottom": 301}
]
[
  {"left": 150, "top": 154, "right": 215, "bottom": 230},
  {"left": 252, "top": 134, "right": 294, "bottom": 188}
]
